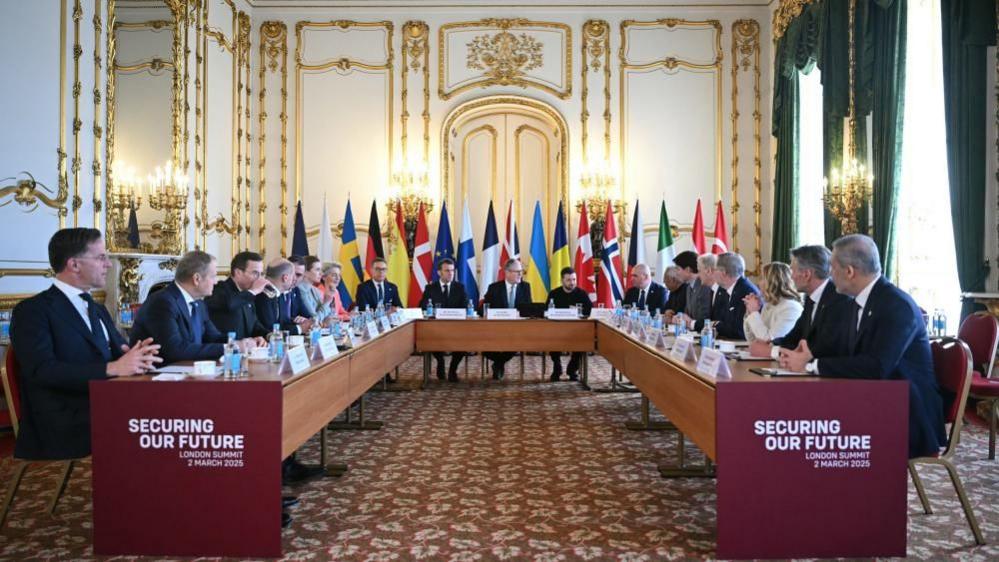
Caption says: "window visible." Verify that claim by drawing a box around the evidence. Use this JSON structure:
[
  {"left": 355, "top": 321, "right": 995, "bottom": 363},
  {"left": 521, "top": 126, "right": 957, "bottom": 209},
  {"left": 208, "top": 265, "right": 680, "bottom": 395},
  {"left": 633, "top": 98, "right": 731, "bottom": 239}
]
[
  {"left": 796, "top": 68, "right": 826, "bottom": 246},
  {"left": 896, "top": 0, "right": 962, "bottom": 331}
]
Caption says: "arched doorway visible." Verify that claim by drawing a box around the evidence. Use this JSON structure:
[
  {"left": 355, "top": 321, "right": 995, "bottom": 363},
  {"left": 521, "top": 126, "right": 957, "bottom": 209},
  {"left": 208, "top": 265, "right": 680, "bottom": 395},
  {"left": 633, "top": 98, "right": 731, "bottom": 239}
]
[{"left": 440, "top": 95, "right": 569, "bottom": 244}]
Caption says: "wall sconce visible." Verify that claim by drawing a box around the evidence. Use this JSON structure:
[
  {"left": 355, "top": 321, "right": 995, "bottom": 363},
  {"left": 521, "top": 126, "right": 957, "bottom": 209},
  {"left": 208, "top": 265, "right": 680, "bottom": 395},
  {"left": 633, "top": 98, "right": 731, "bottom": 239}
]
[
  {"left": 576, "top": 158, "right": 625, "bottom": 259},
  {"left": 387, "top": 159, "right": 434, "bottom": 253}
]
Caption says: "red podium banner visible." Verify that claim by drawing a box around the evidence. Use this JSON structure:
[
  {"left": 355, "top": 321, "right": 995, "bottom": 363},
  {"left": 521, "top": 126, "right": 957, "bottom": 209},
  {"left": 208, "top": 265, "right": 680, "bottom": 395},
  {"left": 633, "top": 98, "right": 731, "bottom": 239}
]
[
  {"left": 716, "top": 380, "right": 909, "bottom": 559},
  {"left": 90, "top": 380, "right": 283, "bottom": 557}
]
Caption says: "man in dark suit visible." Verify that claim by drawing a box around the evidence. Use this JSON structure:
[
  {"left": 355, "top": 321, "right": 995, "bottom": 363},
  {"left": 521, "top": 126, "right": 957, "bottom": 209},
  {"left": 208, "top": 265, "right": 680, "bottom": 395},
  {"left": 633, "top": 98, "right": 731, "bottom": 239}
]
[
  {"left": 206, "top": 251, "right": 270, "bottom": 341},
  {"left": 547, "top": 267, "right": 592, "bottom": 381},
  {"left": 132, "top": 251, "right": 253, "bottom": 364},
  {"left": 749, "top": 244, "right": 851, "bottom": 359},
  {"left": 481, "top": 258, "right": 533, "bottom": 380},
  {"left": 255, "top": 258, "right": 313, "bottom": 335},
  {"left": 662, "top": 265, "right": 688, "bottom": 314},
  {"left": 355, "top": 257, "right": 404, "bottom": 311},
  {"left": 419, "top": 258, "right": 468, "bottom": 381},
  {"left": 11, "top": 228, "right": 161, "bottom": 460},
  {"left": 780, "top": 234, "right": 946, "bottom": 459},
  {"left": 622, "top": 263, "right": 669, "bottom": 315},
  {"left": 692, "top": 252, "right": 761, "bottom": 339}
]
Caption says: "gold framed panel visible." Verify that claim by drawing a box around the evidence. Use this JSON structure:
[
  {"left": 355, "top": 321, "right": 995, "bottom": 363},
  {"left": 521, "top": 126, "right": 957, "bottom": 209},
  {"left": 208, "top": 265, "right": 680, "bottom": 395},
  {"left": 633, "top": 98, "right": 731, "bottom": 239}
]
[
  {"left": 293, "top": 19, "right": 394, "bottom": 253},
  {"left": 581, "top": 19, "right": 611, "bottom": 163},
  {"left": 257, "top": 21, "right": 288, "bottom": 250},
  {"left": 731, "top": 19, "right": 761, "bottom": 277},
  {"left": 438, "top": 19, "right": 572, "bottom": 101},
  {"left": 401, "top": 21, "right": 430, "bottom": 163},
  {"left": 459, "top": 124, "right": 498, "bottom": 205}
]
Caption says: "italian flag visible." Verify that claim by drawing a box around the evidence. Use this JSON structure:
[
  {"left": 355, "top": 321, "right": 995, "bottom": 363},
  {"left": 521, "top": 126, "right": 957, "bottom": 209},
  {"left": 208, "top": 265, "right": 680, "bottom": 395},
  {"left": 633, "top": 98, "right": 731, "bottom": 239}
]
[{"left": 656, "top": 201, "right": 675, "bottom": 277}]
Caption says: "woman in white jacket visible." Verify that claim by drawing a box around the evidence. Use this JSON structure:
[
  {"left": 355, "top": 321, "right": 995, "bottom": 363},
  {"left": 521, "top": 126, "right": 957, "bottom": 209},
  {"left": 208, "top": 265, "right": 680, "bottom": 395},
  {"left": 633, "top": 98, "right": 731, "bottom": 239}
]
[{"left": 742, "top": 262, "right": 803, "bottom": 342}]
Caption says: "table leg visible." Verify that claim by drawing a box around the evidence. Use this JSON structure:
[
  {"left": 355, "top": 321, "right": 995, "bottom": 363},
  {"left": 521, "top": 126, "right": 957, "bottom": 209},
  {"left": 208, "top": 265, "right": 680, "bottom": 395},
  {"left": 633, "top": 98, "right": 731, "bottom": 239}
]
[
  {"left": 625, "top": 395, "right": 676, "bottom": 430},
  {"left": 593, "top": 366, "right": 640, "bottom": 394},
  {"left": 658, "top": 432, "right": 715, "bottom": 478},
  {"left": 580, "top": 354, "right": 591, "bottom": 391},
  {"left": 328, "top": 394, "right": 384, "bottom": 430},
  {"left": 319, "top": 426, "right": 349, "bottom": 477}
]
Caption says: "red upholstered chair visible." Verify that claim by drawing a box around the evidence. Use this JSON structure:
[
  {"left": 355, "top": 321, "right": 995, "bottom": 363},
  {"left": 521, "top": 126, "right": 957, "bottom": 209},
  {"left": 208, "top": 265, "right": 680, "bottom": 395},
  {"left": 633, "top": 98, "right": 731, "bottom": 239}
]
[
  {"left": 1, "top": 348, "right": 81, "bottom": 529},
  {"left": 909, "top": 337, "right": 985, "bottom": 545},
  {"left": 959, "top": 312, "right": 999, "bottom": 459}
]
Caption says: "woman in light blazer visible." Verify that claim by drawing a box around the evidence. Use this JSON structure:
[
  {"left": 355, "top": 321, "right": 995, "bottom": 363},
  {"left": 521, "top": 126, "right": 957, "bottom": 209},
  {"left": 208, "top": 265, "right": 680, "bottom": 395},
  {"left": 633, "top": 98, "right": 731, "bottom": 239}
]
[
  {"left": 320, "top": 261, "right": 352, "bottom": 322},
  {"left": 298, "top": 256, "right": 334, "bottom": 324},
  {"left": 742, "top": 262, "right": 803, "bottom": 342}
]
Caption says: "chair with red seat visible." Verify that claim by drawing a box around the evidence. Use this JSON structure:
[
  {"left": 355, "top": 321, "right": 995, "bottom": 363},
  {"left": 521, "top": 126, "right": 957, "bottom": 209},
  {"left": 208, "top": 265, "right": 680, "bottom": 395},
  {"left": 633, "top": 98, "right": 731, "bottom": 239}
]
[
  {"left": 908, "top": 337, "right": 985, "bottom": 545},
  {"left": 958, "top": 311, "right": 999, "bottom": 459},
  {"left": 1, "top": 348, "right": 82, "bottom": 529}
]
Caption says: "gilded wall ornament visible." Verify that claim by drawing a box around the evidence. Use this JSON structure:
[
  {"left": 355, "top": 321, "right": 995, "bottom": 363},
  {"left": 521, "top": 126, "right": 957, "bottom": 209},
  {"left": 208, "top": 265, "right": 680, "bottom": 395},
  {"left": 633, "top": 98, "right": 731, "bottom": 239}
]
[
  {"left": 0, "top": 172, "right": 69, "bottom": 213},
  {"left": 465, "top": 31, "right": 543, "bottom": 83}
]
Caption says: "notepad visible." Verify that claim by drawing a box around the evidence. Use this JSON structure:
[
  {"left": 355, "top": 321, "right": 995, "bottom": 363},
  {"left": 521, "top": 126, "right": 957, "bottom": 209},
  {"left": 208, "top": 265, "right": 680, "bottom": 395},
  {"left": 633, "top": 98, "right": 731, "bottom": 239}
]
[{"left": 750, "top": 367, "right": 811, "bottom": 377}]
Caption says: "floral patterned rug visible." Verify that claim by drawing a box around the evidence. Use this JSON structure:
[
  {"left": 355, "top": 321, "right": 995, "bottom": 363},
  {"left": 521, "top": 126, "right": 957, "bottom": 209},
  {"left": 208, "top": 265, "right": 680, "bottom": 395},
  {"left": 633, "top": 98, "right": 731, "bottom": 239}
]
[{"left": 1, "top": 355, "right": 997, "bottom": 561}]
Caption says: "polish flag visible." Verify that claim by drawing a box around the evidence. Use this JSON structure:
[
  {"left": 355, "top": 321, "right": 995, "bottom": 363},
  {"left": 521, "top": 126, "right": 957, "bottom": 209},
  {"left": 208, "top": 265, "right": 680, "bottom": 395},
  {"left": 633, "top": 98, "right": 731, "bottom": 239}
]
[
  {"left": 408, "top": 203, "right": 433, "bottom": 306},
  {"left": 574, "top": 201, "right": 596, "bottom": 302},
  {"left": 711, "top": 200, "right": 729, "bottom": 255}
]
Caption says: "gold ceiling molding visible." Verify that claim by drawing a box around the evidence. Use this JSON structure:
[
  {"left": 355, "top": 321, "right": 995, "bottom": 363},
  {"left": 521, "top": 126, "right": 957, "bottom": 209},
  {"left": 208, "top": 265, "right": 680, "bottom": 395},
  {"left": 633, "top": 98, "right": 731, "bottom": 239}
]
[
  {"left": 772, "top": 0, "right": 818, "bottom": 42},
  {"left": 581, "top": 19, "right": 611, "bottom": 162},
  {"left": 114, "top": 19, "right": 173, "bottom": 31},
  {"left": 0, "top": 268, "right": 55, "bottom": 280},
  {"left": 92, "top": 0, "right": 104, "bottom": 226},
  {"left": 730, "top": 19, "right": 762, "bottom": 278},
  {"left": 0, "top": 173, "right": 69, "bottom": 214},
  {"left": 258, "top": 20, "right": 288, "bottom": 250},
  {"left": 619, "top": 18, "right": 723, "bottom": 205},
  {"left": 438, "top": 19, "right": 572, "bottom": 101},
  {"left": 293, "top": 19, "right": 394, "bottom": 253},
  {"left": 441, "top": 95, "right": 569, "bottom": 226},
  {"left": 72, "top": 0, "right": 83, "bottom": 223},
  {"left": 401, "top": 21, "right": 430, "bottom": 162}
]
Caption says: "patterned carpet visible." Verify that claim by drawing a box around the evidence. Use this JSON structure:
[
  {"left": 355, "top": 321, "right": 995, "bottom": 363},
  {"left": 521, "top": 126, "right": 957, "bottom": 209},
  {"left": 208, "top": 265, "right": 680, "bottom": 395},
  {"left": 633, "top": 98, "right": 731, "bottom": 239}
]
[{"left": 1, "top": 355, "right": 997, "bottom": 561}]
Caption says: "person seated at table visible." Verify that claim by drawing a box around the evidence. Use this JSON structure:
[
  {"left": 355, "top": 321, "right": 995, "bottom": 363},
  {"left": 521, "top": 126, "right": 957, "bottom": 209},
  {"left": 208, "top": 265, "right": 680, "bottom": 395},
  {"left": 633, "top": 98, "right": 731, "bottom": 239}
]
[
  {"left": 689, "top": 252, "right": 761, "bottom": 340},
  {"left": 748, "top": 244, "right": 852, "bottom": 360},
  {"left": 670, "top": 253, "right": 717, "bottom": 327},
  {"left": 662, "top": 265, "right": 688, "bottom": 314},
  {"left": 419, "top": 258, "right": 468, "bottom": 382},
  {"left": 132, "top": 251, "right": 255, "bottom": 364},
  {"left": 256, "top": 258, "right": 313, "bottom": 335},
  {"left": 206, "top": 250, "right": 270, "bottom": 341},
  {"left": 546, "top": 267, "right": 592, "bottom": 381},
  {"left": 11, "top": 228, "right": 161, "bottom": 460},
  {"left": 623, "top": 263, "right": 668, "bottom": 315},
  {"left": 321, "top": 262, "right": 352, "bottom": 322},
  {"left": 298, "top": 256, "right": 334, "bottom": 325},
  {"left": 481, "top": 258, "right": 533, "bottom": 380},
  {"left": 779, "top": 234, "right": 945, "bottom": 459},
  {"left": 742, "top": 262, "right": 803, "bottom": 343},
  {"left": 355, "top": 257, "right": 403, "bottom": 312}
]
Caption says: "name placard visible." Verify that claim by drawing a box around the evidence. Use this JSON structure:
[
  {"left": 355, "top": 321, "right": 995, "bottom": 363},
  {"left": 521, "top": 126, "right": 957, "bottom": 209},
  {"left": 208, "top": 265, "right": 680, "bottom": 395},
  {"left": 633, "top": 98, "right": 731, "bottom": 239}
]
[
  {"left": 379, "top": 316, "right": 392, "bottom": 332},
  {"left": 486, "top": 308, "right": 520, "bottom": 320},
  {"left": 589, "top": 308, "right": 613, "bottom": 320},
  {"left": 401, "top": 307, "right": 424, "bottom": 320},
  {"left": 347, "top": 330, "right": 360, "bottom": 348},
  {"left": 696, "top": 347, "right": 733, "bottom": 378},
  {"left": 366, "top": 321, "right": 380, "bottom": 338},
  {"left": 545, "top": 308, "right": 579, "bottom": 320},
  {"left": 316, "top": 335, "right": 339, "bottom": 360},
  {"left": 389, "top": 312, "right": 403, "bottom": 326},
  {"left": 435, "top": 308, "right": 467, "bottom": 320},
  {"left": 670, "top": 337, "right": 697, "bottom": 362},
  {"left": 654, "top": 329, "right": 669, "bottom": 349},
  {"left": 283, "top": 344, "right": 311, "bottom": 375}
]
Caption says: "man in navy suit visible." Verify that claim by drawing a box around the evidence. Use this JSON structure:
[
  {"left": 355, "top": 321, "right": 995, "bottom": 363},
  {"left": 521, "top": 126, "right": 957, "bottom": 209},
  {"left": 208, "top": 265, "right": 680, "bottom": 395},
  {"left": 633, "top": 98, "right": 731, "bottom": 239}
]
[
  {"left": 749, "top": 244, "right": 852, "bottom": 360},
  {"left": 206, "top": 250, "right": 271, "bottom": 340},
  {"left": 780, "top": 234, "right": 946, "bottom": 459},
  {"left": 11, "top": 228, "right": 161, "bottom": 460},
  {"left": 622, "top": 263, "right": 669, "bottom": 315},
  {"left": 481, "top": 259, "right": 533, "bottom": 380},
  {"left": 256, "top": 258, "right": 313, "bottom": 335},
  {"left": 419, "top": 258, "right": 469, "bottom": 381},
  {"left": 689, "top": 252, "right": 761, "bottom": 340},
  {"left": 355, "top": 257, "right": 404, "bottom": 311},
  {"left": 132, "top": 251, "right": 254, "bottom": 364}
]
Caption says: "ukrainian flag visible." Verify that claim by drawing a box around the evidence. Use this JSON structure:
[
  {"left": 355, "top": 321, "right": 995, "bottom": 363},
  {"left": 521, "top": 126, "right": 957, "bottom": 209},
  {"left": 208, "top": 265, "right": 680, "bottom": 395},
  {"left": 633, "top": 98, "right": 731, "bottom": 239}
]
[
  {"left": 339, "top": 200, "right": 363, "bottom": 298},
  {"left": 526, "top": 201, "right": 550, "bottom": 302},
  {"left": 549, "top": 201, "right": 570, "bottom": 287}
]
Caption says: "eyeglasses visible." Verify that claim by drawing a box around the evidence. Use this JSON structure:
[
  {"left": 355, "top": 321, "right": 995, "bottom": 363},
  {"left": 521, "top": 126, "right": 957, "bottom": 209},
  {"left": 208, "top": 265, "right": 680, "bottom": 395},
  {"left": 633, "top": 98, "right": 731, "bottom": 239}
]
[
  {"left": 76, "top": 254, "right": 110, "bottom": 262},
  {"left": 374, "top": 266, "right": 388, "bottom": 272},
  {"left": 507, "top": 269, "right": 524, "bottom": 274}
]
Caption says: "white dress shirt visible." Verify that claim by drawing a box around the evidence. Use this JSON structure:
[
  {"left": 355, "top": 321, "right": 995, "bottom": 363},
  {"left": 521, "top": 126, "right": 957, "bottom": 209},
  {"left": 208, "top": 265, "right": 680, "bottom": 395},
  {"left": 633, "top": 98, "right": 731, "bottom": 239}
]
[
  {"left": 505, "top": 282, "right": 519, "bottom": 307},
  {"left": 52, "top": 278, "right": 110, "bottom": 340},
  {"left": 175, "top": 282, "right": 197, "bottom": 316},
  {"left": 807, "top": 279, "right": 830, "bottom": 322},
  {"left": 744, "top": 297, "right": 804, "bottom": 342},
  {"left": 853, "top": 276, "right": 880, "bottom": 330}
]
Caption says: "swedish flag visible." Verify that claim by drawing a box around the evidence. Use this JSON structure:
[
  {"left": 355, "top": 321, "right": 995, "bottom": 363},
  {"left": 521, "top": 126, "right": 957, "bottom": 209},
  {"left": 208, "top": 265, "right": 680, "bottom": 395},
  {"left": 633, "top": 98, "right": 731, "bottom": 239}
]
[{"left": 339, "top": 200, "right": 363, "bottom": 299}]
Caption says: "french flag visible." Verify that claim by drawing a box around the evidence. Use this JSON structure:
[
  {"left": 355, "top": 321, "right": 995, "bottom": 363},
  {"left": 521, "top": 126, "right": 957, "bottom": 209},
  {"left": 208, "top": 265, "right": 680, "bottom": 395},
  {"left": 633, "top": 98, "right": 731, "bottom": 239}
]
[
  {"left": 480, "top": 201, "right": 500, "bottom": 294},
  {"left": 456, "top": 200, "right": 479, "bottom": 304}
]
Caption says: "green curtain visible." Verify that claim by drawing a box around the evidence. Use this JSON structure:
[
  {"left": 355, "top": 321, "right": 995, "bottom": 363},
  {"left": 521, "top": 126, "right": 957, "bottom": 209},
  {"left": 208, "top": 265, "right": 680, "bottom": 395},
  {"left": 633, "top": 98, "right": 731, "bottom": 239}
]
[
  {"left": 941, "top": 0, "right": 997, "bottom": 319},
  {"left": 870, "top": 0, "right": 906, "bottom": 279}
]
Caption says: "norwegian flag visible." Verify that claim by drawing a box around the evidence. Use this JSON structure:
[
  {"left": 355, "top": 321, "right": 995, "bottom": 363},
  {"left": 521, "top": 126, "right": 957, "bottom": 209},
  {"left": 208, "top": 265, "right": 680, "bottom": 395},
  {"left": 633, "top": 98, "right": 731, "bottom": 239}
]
[
  {"left": 596, "top": 201, "right": 625, "bottom": 308},
  {"left": 711, "top": 200, "right": 729, "bottom": 255},
  {"left": 497, "top": 200, "right": 520, "bottom": 277},
  {"left": 574, "top": 201, "right": 596, "bottom": 303},
  {"left": 408, "top": 203, "right": 433, "bottom": 306}
]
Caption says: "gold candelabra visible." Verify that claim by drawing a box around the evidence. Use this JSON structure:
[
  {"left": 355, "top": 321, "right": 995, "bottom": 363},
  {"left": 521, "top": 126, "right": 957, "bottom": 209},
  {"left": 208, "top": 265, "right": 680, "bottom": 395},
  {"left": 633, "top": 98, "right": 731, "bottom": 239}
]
[
  {"left": 822, "top": 0, "right": 872, "bottom": 234},
  {"left": 388, "top": 160, "right": 434, "bottom": 222},
  {"left": 145, "top": 161, "right": 188, "bottom": 254},
  {"left": 108, "top": 164, "right": 143, "bottom": 250},
  {"left": 576, "top": 158, "right": 625, "bottom": 259}
]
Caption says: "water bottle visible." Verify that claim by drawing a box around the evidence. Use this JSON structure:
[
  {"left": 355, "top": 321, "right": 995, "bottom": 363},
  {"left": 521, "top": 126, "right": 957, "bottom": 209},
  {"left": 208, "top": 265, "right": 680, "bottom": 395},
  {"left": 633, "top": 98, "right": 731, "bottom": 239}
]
[
  {"left": 700, "top": 323, "right": 715, "bottom": 350},
  {"left": 268, "top": 323, "right": 285, "bottom": 363},
  {"left": 938, "top": 309, "right": 948, "bottom": 336},
  {"left": 332, "top": 320, "right": 342, "bottom": 339},
  {"left": 376, "top": 301, "right": 385, "bottom": 318},
  {"left": 467, "top": 299, "right": 475, "bottom": 318},
  {"left": 223, "top": 332, "right": 238, "bottom": 378},
  {"left": 653, "top": 312, "right": 663, "bottom": 330},
  {"left": 310, "top": 325, "right": 322, "bottom": 348},
  {"left": 426, "top": 300, "right": 435, "bottom": 318},
  {"left": 119, "top": 302, "right": 131, "bottom": 325},
  {"left": 548, "top": 299, "right": 555, "bottom": 315},
  {"left": 931, "top": 309, "right": 941, "bottom": 336},
  {"left": 0, "top": 310, "right": 11, "bottom": 343}
]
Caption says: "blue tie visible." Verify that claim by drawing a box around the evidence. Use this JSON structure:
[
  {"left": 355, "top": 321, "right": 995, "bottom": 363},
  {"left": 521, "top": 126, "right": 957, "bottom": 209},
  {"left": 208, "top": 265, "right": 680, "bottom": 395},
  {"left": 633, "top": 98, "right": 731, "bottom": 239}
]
[
  {"left": 377, "top": 283, "right": 384, "bottom": 305},
  {"left": 190, "top": 301, "right": 204, "bottom": 343},
  {"left": 80, "top": 293, "right": 111, "bottom": 360}
]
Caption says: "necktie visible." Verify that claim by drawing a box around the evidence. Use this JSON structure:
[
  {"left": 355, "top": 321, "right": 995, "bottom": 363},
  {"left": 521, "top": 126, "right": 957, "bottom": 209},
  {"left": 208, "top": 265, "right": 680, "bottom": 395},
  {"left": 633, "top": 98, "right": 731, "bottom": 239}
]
[
  {"left": 847, "top": 301, "right": 862, "bottom": 351},
  {"left": 508, "top": 285, "right": 515, "bottom": 308},
  {"left": 283, "top": 292, "right": 292, "bottom": 320},
  {"left": 377, "top": 283, "right": 384, "bottom": 304},
  {"left": 190, "top": 300, "right": 204, "bottom": 343},
  {"left": 638, "top": 289, "right": 646, "bottom": 310},
  {"left": 801, "top": 296, "right": 815, "bottom": 336},
  {"left": 443, "top": 283, "right": 450, "bottom": 303},
  {"left": 79, "top": 293, "right": 111, "bottom": 359}
]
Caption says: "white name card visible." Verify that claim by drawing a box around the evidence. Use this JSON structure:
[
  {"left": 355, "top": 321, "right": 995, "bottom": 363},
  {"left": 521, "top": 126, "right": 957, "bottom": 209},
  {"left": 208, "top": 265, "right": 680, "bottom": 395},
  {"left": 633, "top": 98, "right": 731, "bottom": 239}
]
[
  {"left": 654, "top": 329, "right": 669, "bottom": 349},
  {"left": 347, "top": 330, "right": 360, "bottom": 348},
  {"left": 389, "top": 312, "right": 403, "bottom": 326},
  {"left": 280, "top": 344, "right": 311, "bottom": 375},
  {"left": 401, "top": 307, "right": 424, "bottom": 320},
  {"left": 670, "top": 337, "right": 697, "bottom": 362},
  {"left": 589, "top": 308, "right": 613, "bottom": 320},
  {"left": 696, "top": 347, "right": 733, "bottom": 378},
  {"left": 366, "top": 321, "right": 380, "bottom": 338},
  {"left": 435, "top": 308, "right": 467, "bottom": 320},
  {"left": 486, "top": 308, "right": 520, "bottom": 320},
  {"left": 315, "top": 335, "right": 339, "bottom": 360},
  {"left": 545, "top": 308, "right": 579, "bottom": 320},
  {"left": 379, "top": 316, "right": 392, "bottom": 332}
]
